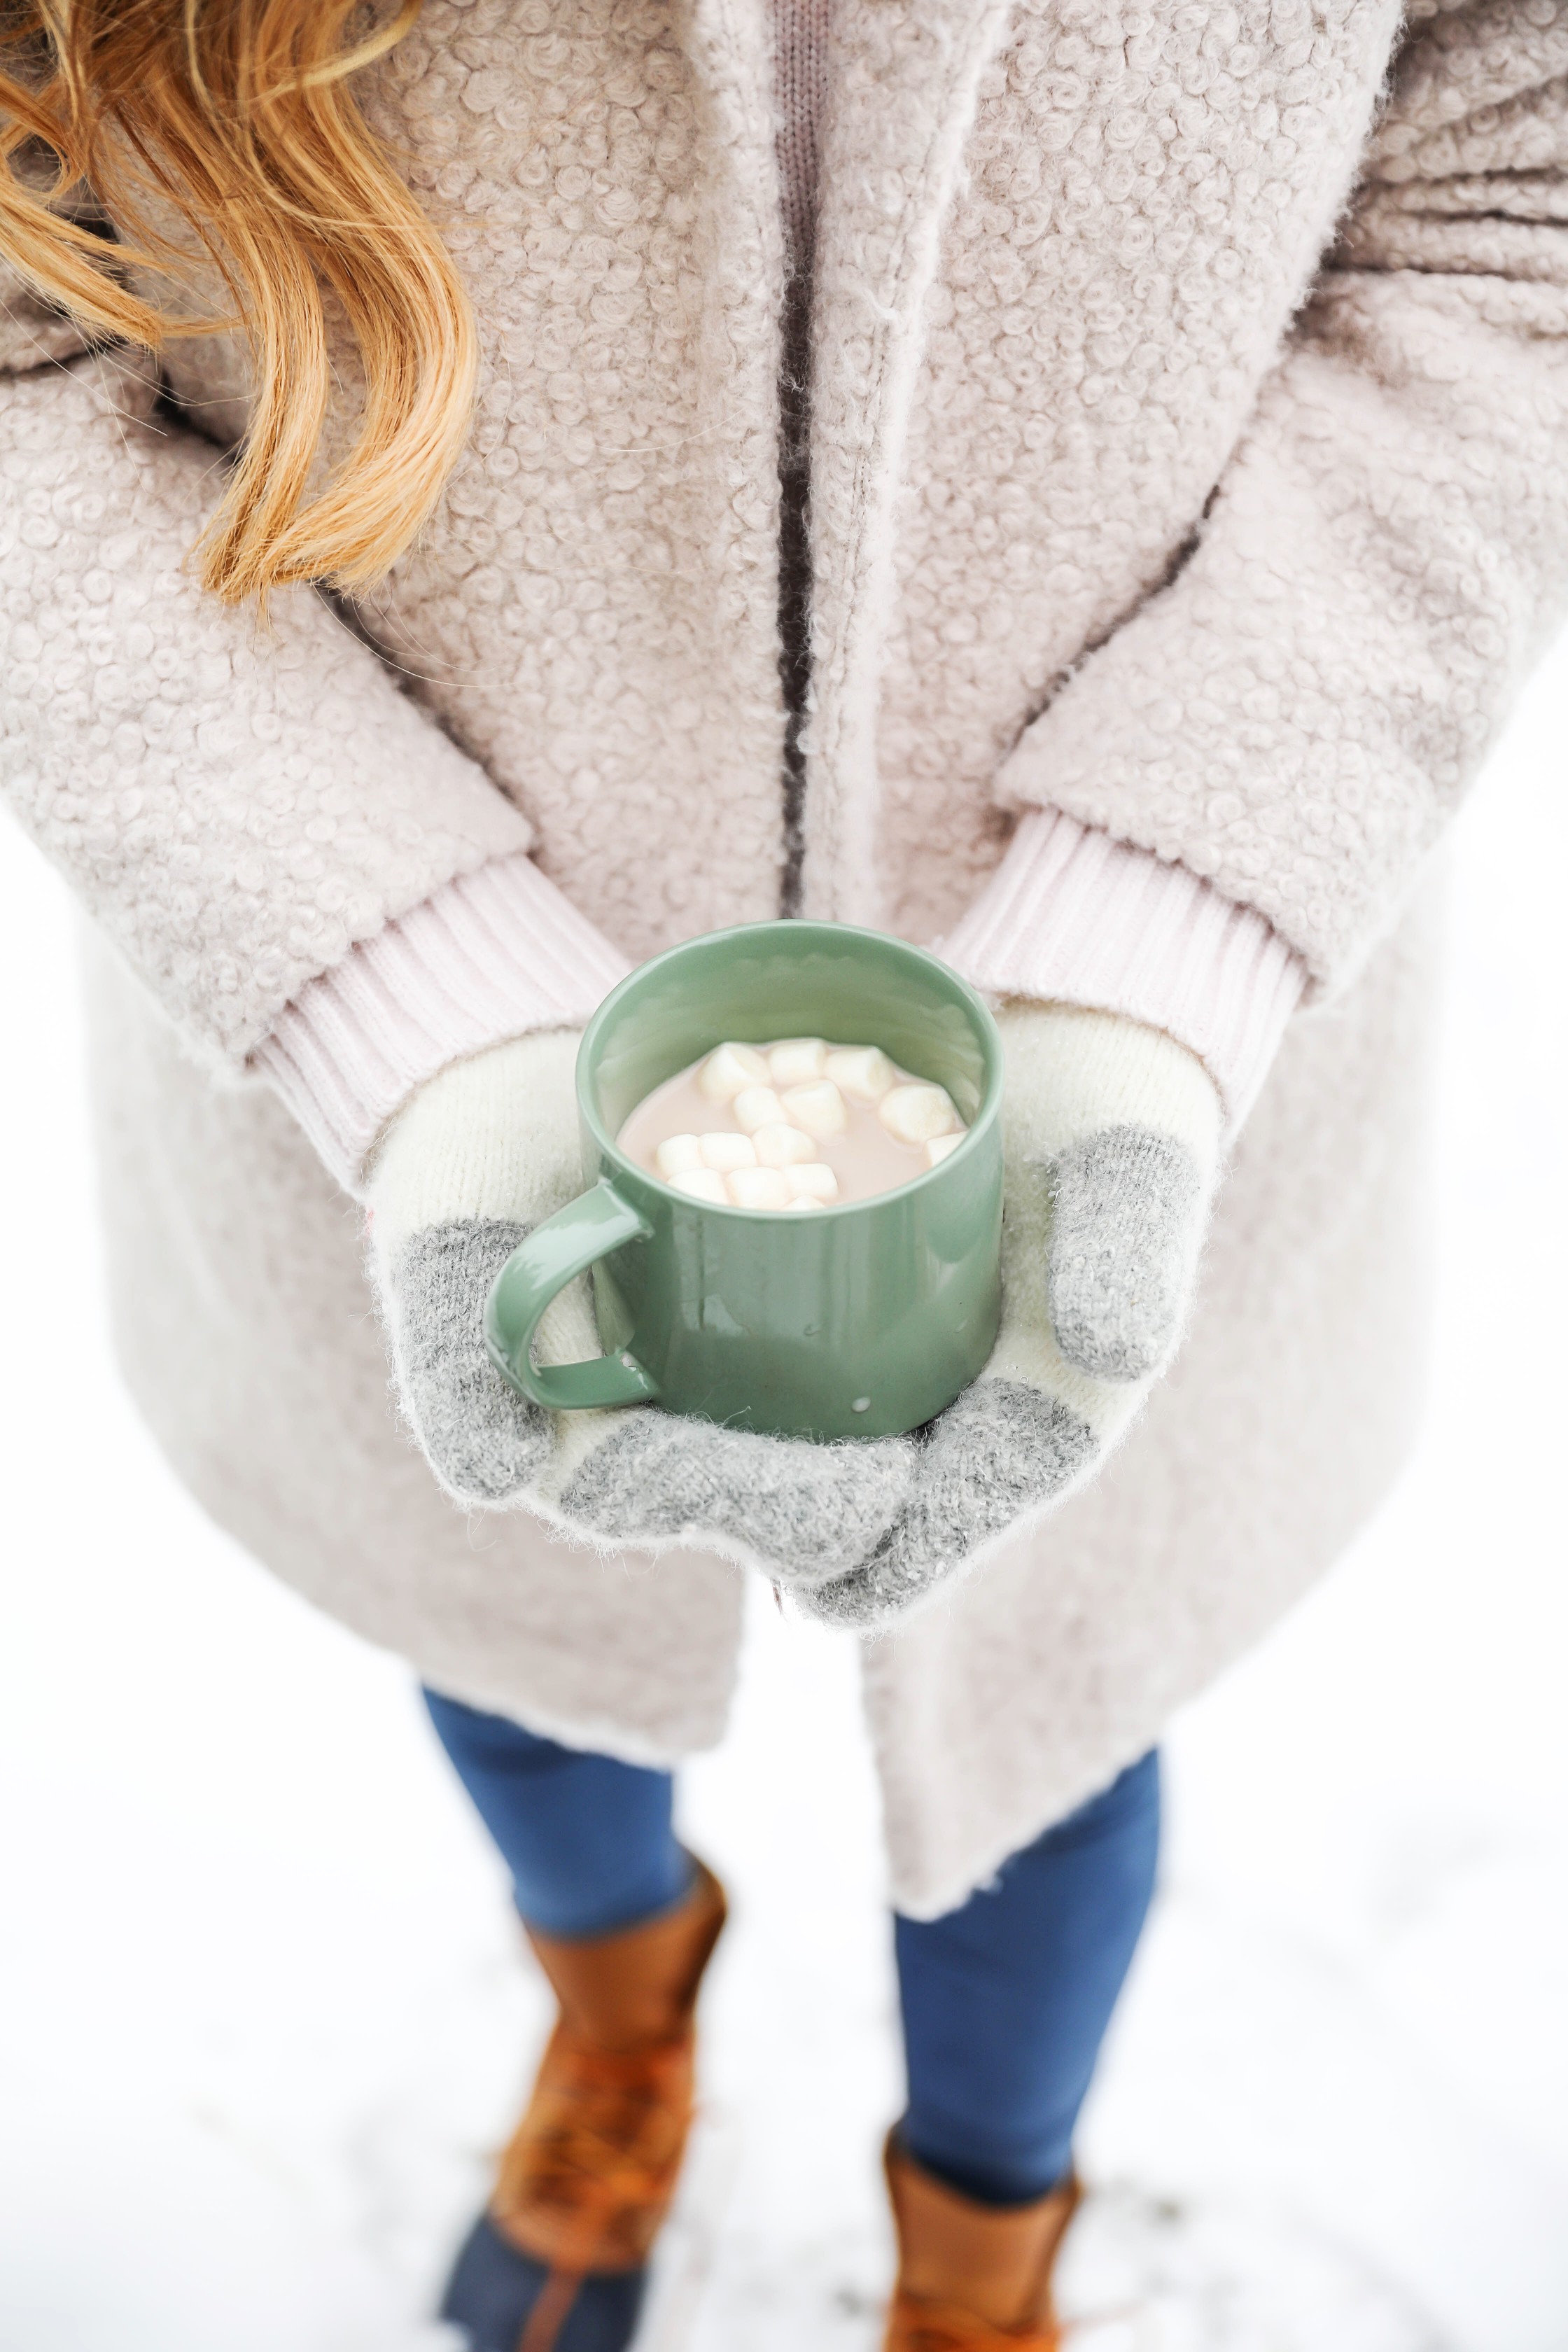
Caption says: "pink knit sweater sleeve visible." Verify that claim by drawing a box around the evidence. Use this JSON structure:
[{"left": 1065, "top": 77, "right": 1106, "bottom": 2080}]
[
  {"left": 942, "top": 810, "right": 1306, "bottom": 1128},
  {"left": 264, "top": 808, "right": 1303, "bottom": 1194},
  {"left": 252, "top": 853, "right": 631, "bottom": 1190}
]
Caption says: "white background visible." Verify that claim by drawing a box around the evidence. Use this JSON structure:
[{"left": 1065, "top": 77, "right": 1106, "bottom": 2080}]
[{"left": 2, "top": 631, "right": 1566, "bottom": 2351}]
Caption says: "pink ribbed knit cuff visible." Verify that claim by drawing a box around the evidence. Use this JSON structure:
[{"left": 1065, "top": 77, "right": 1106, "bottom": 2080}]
[
  {"left": 253, "top": 853, "right": 632, "bottom": 1189},
  {"left": 943, "top": 809, "right": 1306, "bottom": 1126}
]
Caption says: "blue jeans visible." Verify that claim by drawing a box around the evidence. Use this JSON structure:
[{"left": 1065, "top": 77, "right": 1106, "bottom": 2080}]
[{"left": 424, "top": 1688, "right": 1160, "bottom": 2208}]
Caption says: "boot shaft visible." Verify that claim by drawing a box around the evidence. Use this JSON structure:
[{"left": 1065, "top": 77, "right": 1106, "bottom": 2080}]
[
  {"left": 885, "top": 2138, "right": 1080, "bottom": 2346},
  {"left": 525, "top": 1861, "right": 727, "bottom": 2051}
]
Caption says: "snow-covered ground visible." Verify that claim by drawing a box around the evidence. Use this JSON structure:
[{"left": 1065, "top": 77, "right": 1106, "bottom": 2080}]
[{"left": 3, "top": 630, "right": 1566, "bottom": 2352}]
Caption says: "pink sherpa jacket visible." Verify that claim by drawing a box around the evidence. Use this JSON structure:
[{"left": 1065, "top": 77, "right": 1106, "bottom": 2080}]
[
  {"left": 6, "top": 0, "right": 1564, "bottom": 1184},
  {"left": 8, "top": 0, "right": 1566, "bottom": 1911},
  {"left": 258, "top": 0, "right": 1308, "bottom": 1177}
]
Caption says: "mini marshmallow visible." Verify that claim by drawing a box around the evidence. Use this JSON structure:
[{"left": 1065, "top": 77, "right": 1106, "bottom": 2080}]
[
  {"left": 726, "top": 1165, "right": 793, "bottom": 1210},
  {"left": 779, "top": 1080, "right": 847, "bottom": 1140},
  {"left": 671, "top": 1168, "right": 729, "bottom": 1204},
  {"left": 879, "top": 1083, "right": 960, "bottom": 1145},
  {"left": 768, "top": 1037, "right": 827, "bottom": 1087},
  {"left": 825, "top": 1046, "right": 896, "bottom": 1103},
  {"left": 733, "top": 1086, "right": 788, "bottom": 1134},
  {"left": 699, "top": 1042, "right": 769, "bottom": 1103},
  {"left": 784, "top": 1196, "right": 822, "bottom": 1210},
  {"left": 699, "top": 1131, "right": 757, "bottom": 1172},
  {"left": 788, "top": 1163, "right": 839, "bottom": 1203},
  {"left": 655, "top": 1134, "right": 704, "bottom": 1178},
  {"left": 752, "top": 1123, "right": 818, "bottom": 1168},
  {"left": 925, "top": 1133, "right": 965, "bottom": 1168}
]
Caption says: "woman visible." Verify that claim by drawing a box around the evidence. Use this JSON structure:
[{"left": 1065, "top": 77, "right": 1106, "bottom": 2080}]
[{"left": 3, "top": 0, "right": 1564, "bottom": 2344}]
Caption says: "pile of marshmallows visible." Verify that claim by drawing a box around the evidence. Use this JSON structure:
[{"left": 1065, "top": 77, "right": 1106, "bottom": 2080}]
[{"left": 655, "top": 1038, "right": 965, "bottom": 1211}]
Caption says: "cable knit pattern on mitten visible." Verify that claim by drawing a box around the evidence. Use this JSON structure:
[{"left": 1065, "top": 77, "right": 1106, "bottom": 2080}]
[
  {"left": 943, "top": 811, "right": 1306, "bottom": 1128},
  {"left": 255, "top": 853, "right": 632, "bottom": 1191}
]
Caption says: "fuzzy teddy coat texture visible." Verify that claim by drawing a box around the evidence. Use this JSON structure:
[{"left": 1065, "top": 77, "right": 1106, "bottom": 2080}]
[{"left": 4, "top": 0, "right": 1567, "bottom": 1910}]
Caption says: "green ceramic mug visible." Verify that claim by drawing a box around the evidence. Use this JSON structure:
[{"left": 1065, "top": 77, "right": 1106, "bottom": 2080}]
[{"left": 484, "top": 921, "right": 1004, "bottom": 1440}]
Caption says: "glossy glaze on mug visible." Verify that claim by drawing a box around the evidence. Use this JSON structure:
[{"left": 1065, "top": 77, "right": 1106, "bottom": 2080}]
[{"left": 489, "top": 923, "right": 1004, "bottom": 1441}]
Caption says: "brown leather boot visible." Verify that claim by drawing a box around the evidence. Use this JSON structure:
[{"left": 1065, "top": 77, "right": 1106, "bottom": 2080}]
[
  {"left": 442, "top": 1860, "right": 726, "bottom": 2352},
  {"left": 883, "top": 2136, "right": 1082, "bottom": 2351}
]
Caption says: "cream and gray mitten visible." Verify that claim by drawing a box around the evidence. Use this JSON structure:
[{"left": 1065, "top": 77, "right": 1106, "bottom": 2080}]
[
  {"left": 370, "top": 1010, "right": 1219, "bottom": 1614},
  {"left": 366, "top": 1029, "right": 916, "bottom": 1578},
  {"left": 795, "top": 1003, "right": 1224, "bottom": 1631}
]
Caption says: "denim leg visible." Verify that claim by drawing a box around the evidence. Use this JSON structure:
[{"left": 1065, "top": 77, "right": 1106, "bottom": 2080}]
[
  {"left": 895, "top": 1751, "right": 1161, "bottom": 2207},
  {"left": 423, "top": 1686, "right": 692, "bottom": 1940}
]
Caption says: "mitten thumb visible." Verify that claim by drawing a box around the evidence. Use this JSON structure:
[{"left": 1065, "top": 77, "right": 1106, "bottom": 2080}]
[{"left": 367, "top": 1029, "right": 585, "bottom": 1504}]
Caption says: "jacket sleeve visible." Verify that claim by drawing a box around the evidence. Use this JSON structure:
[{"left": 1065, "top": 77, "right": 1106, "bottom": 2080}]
[
  {"left": 0, "top": 276, "right": 533, "bottom": 1070},
  {"left": 995, "top": 0, "right": 1568, "bottom": 993}
]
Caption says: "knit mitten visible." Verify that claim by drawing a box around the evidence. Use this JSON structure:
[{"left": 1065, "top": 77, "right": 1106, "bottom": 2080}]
[
  {"left": 796, "top": 1004, "right": 1224, "bottom": 1631},
  {"left": 366, "top": 1030, "right": 917, "bottom": 1580}
]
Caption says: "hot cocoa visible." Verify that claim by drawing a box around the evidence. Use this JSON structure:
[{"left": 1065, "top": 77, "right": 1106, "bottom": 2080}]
[{"left": 617, "top": 1038, "right": 967, "bottom": 1210}]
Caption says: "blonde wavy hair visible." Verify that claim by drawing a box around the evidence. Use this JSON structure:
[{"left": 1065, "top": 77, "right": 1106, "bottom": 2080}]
[{"left": 0, "top": 0, "right": 475, "bottom": 601}]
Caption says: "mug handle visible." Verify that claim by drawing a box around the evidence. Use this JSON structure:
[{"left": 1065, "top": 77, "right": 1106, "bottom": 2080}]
[{"left": 484, "top": 1180, "right": 662, "bottom": 1412}]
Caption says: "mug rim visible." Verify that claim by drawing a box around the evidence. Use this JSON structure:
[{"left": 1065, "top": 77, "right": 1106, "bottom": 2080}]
[{"left": 575, "top": 920, "right": 1004, "bottom": 1221}]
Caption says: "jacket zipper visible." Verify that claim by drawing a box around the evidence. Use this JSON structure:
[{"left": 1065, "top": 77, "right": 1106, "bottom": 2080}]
[{"left": 777, "top": 260, "right": 812, "bottom": 919}]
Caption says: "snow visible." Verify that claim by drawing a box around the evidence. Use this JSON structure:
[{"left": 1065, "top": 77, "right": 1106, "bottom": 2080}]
[{"left": 2, "top": 627, "right": 1566, "bottom": 2350}]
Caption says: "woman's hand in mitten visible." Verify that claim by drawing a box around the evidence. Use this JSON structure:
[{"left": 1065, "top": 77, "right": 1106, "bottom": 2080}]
[
  {"left": 365, "top": 1029, "right": 916, "bottom": 1580},
  {"left": 798, "top": 1004, "right": 1224, "bottom": 1632}
]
